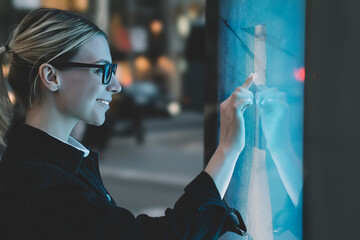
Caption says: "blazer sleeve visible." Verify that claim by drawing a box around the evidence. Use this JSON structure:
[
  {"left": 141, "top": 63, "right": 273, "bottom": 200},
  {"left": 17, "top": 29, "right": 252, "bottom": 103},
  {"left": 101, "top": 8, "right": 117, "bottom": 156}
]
[{"left": 24, "top": 170, "right": 247, "bottom": 240}]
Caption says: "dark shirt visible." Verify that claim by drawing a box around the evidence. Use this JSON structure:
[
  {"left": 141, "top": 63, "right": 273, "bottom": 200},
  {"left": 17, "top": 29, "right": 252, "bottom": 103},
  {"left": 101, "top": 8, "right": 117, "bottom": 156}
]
[{"left": 0, "top": 123, "right": 246, "bottom": 239}]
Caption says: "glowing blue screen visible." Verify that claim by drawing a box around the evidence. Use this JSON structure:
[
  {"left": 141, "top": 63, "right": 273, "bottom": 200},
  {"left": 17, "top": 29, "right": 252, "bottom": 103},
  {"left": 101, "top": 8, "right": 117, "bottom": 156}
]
[{"left": 217, "top": 1, "right": 305, "bottom": 239}]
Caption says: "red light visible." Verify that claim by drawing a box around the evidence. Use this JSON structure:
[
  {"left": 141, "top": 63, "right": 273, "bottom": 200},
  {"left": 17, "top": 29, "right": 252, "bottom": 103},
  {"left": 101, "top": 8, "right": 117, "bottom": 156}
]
[{"left": 294, "top": 67, "right": 305, "bottom": 82}]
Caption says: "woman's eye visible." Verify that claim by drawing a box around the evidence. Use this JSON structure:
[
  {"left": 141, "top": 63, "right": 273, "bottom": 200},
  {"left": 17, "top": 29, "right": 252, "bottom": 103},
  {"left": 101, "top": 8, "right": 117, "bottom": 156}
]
[{"left": 96, "top": 69, "right": 103, "bottom": 74}]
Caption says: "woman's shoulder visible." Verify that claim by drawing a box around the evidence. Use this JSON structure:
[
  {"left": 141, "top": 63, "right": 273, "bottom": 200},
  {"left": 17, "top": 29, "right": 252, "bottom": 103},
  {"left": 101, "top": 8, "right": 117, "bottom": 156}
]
[
  {"left": 0, "top": 146, "right": 76, "bottom": 189},
  {"left": 1, "top": 144, "right": 51, "bottom": 172}
]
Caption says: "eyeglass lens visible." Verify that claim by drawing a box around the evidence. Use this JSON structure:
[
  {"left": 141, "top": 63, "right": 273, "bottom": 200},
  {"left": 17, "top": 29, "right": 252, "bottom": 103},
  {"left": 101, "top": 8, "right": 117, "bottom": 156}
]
[{"left": 104, "top": 64, "right": 117, "bottom": 84}]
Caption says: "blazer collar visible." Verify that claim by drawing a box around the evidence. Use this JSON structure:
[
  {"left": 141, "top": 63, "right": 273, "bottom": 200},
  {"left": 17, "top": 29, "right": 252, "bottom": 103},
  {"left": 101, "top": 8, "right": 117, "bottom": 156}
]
[{"left": 6, "top": 123, "right": 96, "bottom": 174}]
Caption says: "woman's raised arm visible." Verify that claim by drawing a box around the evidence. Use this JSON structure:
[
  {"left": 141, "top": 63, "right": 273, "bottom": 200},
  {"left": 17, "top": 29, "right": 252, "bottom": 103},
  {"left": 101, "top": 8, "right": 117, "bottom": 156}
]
[{"left": 205, "top": 74, "right": 254, "bottom": 199}]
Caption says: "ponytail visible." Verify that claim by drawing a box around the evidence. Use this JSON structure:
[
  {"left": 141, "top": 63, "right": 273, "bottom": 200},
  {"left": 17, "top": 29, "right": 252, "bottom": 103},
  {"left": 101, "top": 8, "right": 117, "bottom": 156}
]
[{"left": 0, "top": 46, "right": 14, "bottom": 147}]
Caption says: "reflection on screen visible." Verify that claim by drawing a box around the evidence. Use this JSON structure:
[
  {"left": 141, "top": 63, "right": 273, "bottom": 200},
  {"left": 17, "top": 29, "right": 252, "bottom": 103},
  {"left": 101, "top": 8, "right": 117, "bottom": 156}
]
[{"left": 217, "top": 1, "right": 305, "bottom": 239}]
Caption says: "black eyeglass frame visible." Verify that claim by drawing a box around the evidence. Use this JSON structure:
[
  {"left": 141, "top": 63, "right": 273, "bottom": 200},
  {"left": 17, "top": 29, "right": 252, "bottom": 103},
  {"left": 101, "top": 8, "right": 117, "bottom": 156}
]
[{"left": 51, "top": 62, "right": 117, "bottom": 85}]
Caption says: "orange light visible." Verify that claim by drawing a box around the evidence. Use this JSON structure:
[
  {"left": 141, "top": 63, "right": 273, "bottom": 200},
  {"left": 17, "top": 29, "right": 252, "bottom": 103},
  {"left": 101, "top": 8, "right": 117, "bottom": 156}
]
[
  {"left": 157, "top": 56, "right": 175, "bottom": 75},
  {"left": 73, "top": 0, "right": 88, "bottom": 11},
  {"left": 188, "top": 3, "right": 200, "bottom": 20},
  {"left": 41, "top": 0, "right": 69, "bottom": 10},
  {"left": 294, "top": 67, "right": 305, "bottom": 82},
  {"left": 134, "top": 56, "right": 151, "bottom": 79},
  {"left": 41, "top": 0, "right": 88, "bottom": 11},
  {"left": 150, "top": 20, "right": 163, "bottom": 35},
  {"left": 116, "top": 62, "right": 133, "bottom": 87}
]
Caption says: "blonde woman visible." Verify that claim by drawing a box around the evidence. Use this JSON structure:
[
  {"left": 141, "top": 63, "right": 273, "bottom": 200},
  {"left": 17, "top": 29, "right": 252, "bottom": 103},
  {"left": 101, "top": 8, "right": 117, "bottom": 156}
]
[{"left": 0, "top": 8, "right": 253, "bottom": 239}]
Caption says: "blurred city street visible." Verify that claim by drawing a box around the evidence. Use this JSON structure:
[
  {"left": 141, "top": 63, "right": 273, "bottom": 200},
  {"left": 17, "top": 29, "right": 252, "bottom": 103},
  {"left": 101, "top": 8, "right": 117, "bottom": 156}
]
[{"left": 98, "top": 111, "right": 204, "bottom": 217}]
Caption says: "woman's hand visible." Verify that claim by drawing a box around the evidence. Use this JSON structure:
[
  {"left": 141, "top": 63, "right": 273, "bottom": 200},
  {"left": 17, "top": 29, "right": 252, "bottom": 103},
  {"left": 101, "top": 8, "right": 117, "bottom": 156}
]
[
  {"left": 256, "top": 87, "right": 290, "bottom": 152},
  {"left": 257, "top": 87, "right": 303, "bottom": 205},
  {"left": 205, "top": 74, "right": 254, "bottom": 199},
  {"left": 218, "top": 74, "right": 254, "bottom": 154}
]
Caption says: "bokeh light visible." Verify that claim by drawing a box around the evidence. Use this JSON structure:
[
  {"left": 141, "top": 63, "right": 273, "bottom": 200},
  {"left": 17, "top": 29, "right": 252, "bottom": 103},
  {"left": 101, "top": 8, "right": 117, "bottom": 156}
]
[{"left": 150, "top": 20, "right": 163, "bottom": 36}]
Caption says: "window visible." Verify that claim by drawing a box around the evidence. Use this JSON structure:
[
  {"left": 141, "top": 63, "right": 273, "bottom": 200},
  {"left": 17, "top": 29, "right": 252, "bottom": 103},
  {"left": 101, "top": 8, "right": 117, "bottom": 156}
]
[{"left": 210, "top": 1, "right": 305, "bottom": 239}]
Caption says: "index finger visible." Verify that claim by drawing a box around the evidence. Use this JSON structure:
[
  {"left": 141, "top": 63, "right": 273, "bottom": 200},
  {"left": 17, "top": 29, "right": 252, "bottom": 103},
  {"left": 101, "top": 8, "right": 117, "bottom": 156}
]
[{"left": 241, "top": 73, "right": 254, "bottom": 90}]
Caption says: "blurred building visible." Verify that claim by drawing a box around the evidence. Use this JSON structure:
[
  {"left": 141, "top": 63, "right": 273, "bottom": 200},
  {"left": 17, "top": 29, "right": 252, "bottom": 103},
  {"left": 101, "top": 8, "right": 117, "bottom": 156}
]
[{"left": 1, "top": 0, "right": 206, "bottom": 110}]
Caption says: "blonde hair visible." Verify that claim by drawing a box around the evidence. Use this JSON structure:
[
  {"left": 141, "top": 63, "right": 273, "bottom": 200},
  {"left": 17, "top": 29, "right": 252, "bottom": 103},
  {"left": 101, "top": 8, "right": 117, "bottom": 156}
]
[{"left": 0, "top": 8, "right": 106, "bottom": 146}]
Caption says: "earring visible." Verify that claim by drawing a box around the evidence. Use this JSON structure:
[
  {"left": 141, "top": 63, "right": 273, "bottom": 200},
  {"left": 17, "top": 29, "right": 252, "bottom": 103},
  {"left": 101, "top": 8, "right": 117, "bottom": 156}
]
[{"left": 52, "top": 86, "right": 58, "bottom": 91}]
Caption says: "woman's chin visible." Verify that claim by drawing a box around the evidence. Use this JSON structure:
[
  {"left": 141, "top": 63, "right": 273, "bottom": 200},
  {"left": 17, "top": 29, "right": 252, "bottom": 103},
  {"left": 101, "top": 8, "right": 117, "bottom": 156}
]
[
  {"left": 93, "top": 121, "right": 105, "bottom": 126},
  {"left": 85, "top": 116, "right": 106, "bottom": 126}
]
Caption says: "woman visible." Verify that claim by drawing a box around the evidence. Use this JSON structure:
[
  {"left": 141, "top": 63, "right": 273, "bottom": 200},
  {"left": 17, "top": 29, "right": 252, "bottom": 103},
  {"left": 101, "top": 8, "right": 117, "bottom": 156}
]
[{"left": 0, "top": 8, "right": 254, "bottom": 239}]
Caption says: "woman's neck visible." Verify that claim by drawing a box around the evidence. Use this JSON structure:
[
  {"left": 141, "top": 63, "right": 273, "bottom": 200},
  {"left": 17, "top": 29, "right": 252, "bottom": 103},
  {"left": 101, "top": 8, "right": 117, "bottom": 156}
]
[{"left": 25, "top": 102, "right": 78, "bottom": 143}]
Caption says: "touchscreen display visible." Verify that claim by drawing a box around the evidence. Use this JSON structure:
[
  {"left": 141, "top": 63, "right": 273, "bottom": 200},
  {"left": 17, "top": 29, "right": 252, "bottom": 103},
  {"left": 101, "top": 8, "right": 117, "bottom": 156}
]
[{"left": 217, "top": 1, "right": 305, "bottom": 239}]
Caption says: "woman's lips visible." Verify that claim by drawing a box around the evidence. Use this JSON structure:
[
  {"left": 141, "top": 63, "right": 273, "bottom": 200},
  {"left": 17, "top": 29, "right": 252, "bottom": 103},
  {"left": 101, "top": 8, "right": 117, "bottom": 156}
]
[{"left": 96, "top": 99, "right": 110, "bottom": 106}]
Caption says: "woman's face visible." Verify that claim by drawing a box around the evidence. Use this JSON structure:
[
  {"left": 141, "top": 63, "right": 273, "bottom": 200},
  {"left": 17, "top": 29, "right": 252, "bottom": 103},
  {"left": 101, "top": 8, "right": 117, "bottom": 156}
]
[{"left": 54, "top": 34, "right": 121, "bottom": 126}]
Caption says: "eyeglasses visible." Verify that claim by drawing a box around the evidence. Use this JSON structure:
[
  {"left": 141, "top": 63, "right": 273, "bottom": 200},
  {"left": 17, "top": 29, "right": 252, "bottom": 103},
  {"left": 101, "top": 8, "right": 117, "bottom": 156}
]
[{"left": 51, "top": 62, "right": 117, "bottom": 85}]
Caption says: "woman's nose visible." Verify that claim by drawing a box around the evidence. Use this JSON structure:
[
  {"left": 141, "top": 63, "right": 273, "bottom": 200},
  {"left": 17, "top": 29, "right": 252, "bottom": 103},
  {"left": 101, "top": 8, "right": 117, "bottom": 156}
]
[{"left": 107, "top": 74, "right": 122, "bottom": 93}]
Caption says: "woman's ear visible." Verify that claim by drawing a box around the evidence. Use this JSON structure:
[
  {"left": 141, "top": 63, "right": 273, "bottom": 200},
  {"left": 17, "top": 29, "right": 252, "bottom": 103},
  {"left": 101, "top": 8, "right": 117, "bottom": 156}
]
[{"left": 38, "top": 63, "right": 60, "bottom": 92}]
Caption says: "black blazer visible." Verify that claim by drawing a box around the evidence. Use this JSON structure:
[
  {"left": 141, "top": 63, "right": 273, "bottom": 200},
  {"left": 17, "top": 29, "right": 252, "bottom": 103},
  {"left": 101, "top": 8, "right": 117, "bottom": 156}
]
[{"left": 0, "top": 123, "right": 246, "bottom": 239}]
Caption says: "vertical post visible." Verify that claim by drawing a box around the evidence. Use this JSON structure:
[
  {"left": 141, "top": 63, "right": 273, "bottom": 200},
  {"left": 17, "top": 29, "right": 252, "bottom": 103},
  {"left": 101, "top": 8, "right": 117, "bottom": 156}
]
[
  {"left": 95, "top": 0, "right": 109, "bottom": 34},
  {"left": 247, "top": 24, "right": 273, "bottom": 240}
]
